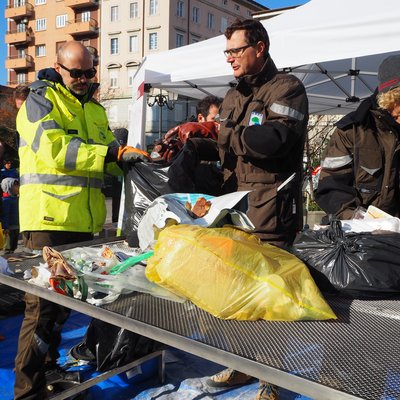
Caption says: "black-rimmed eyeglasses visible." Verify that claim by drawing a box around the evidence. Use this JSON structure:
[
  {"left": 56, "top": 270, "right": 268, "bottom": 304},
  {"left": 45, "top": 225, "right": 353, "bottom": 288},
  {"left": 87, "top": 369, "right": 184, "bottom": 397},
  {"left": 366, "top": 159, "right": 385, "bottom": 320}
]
[
  {"left": 58, "top": 63, "right": 97, "bottom": 79},
  {"left": 224, "top": 44, "right": 256, "bottom": 58}
]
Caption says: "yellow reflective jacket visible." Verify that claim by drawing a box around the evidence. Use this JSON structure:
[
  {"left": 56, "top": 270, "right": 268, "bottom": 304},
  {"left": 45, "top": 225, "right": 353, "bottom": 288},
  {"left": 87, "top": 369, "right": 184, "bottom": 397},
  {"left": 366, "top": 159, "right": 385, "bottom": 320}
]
[{"left": 17, "top": 76, "right": 122, "bottom": 233}]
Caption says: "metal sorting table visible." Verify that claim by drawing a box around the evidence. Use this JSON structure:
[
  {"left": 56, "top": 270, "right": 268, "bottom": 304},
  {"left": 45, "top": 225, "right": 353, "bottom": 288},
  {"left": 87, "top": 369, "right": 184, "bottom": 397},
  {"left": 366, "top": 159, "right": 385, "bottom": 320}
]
[{"left": 1, "top": 239, "right": 400, "bottom": 400}]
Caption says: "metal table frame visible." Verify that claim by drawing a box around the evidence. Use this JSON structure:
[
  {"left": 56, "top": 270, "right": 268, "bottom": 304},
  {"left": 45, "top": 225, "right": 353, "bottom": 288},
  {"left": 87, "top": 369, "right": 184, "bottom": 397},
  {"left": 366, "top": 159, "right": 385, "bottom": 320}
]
[{"left": 1, "top": 240, "right": 400, "bottom": 400}]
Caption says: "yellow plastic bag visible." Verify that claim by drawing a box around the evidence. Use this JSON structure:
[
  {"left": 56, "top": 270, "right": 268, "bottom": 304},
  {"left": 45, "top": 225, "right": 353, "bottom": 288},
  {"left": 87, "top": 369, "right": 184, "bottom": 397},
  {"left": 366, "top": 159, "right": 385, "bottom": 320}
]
[{"left": 146, "top": 225, "right": 336, "bottom": 321}]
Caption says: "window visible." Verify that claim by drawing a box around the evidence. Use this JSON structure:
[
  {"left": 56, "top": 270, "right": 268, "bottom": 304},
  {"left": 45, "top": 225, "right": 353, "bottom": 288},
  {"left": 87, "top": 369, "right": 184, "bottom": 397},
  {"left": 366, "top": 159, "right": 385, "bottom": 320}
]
[
  {"left": 149, "top": 0, "right": 158, "bottom": 15},
  {"left": 191, "top": 38, "right": 199, "bottom": 43},
  {"left": 35, "top": 44, "right": 46, "bottom": 57},
  {"left": 35, "top": 0, "right": 46, "bottom": 4},
  {"left": 56, "top": 41, "right": 66, "bottom": 54},
  {"left": 81, "top": 11, "right": 90, "bottom": 22},
  {"left": 235, "top": 4, "right": 240, "bottom": 11},
  {"left": 17, "top": 48, "right": 25, "bottom": 58},
  {"left": 176, "top": 33, "right": 184, "bottom": 48},
  {"left": 14, "top": 0, "right": 25, "bottom": 7},
  {"left": 17, "top": 73, "right": 26, "bottom": 84},
  {"left": 177, "top": 1, "right": 184, "bottom": 17},
  {"left": 130, "top": 2, "right": 138, "bottom": 18},
  {"left": 221, "top": 16, "right": 228, "bottom": 33},
  {"left": 192, "top": 6, "right": 199, "bottom": 23},
  {"left": 222, "top": 0, "right": 228, "bottom": 4},
  {"left": 56, "top": 14, "right": 68, "bottom": 28},
  {"left": 110, "top": 37, "right": 119, "bottom": 54},
  {"left": 129, "top": 35, "right": 138, "bottom": 53},
  {"left": 207, "top": 13, "right": 214, "bottom": 29},
  {"left": 109, "top": 70, "right": 118, "bottom": 88},
  {"left": 110, "top": 6, "right": 118, "bottom": 22},
  {"left": 128, "top": 69, "right": 136, "bottom": 87},
  {"left": 149, "top": 32, "right": 157, "bottom": 50},
  {"left": 35, "top": 18, "right": 46, "bottom": 31},
  {"left": 16, "top": 23, "right": 26, "bottom": 32}
]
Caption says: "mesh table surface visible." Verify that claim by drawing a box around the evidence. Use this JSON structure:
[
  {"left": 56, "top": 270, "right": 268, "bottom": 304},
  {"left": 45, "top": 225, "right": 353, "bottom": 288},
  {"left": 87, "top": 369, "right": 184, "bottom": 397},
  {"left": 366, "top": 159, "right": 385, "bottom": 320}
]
[{"left": 2, "top": 240, "right": 400, "bottom": 400}]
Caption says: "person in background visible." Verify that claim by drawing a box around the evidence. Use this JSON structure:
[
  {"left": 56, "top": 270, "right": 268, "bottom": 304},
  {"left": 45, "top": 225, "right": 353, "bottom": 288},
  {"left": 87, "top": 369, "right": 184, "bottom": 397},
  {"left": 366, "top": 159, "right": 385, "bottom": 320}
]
[
  {"left": 1, "top": 177, "right": 19, "bottom": 254},
  {"left": 206, "top": 18, "right": 309, "bottom": 400},
  {"left": 14, "top": 84, "right": 30, "bottom": 110},
  {"left": 315, "top": 54, "right": 400, "bottom": 219},
  {"left": 196, "top": 95, "right": 223, "bottom": 122},
  {"left": 0, "top": 159, "right": 19, "bottom": 183},
  {"left": 13, "top": 40, "right": 142, "bottom": 399}
]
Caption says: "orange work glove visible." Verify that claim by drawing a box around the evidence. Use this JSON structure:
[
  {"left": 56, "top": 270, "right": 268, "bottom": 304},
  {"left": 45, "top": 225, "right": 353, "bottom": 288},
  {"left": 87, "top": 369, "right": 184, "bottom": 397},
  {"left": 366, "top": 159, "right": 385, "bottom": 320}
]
[{"left": 117, "top": 145, "right": 150, "bottom": 162}]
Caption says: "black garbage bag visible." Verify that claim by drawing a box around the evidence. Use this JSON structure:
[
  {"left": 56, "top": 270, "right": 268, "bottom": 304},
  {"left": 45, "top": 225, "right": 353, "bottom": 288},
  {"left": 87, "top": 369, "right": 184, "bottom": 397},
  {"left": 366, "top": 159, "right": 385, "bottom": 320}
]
[
  {"left": 292, "top": 220, "right": 400, "bottom": 298},
  {"left": 123, "top": 161, "right": 172, "bottom": 247},
  {"left": 82, "top": 318, "right": 165, "bottom": 372}
]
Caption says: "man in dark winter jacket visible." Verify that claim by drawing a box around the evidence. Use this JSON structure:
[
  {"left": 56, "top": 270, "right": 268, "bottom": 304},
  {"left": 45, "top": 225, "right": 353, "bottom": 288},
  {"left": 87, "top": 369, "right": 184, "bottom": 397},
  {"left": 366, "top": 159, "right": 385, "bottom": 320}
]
[
  {"left": 206, "top": 18, "right": 309, "bottom": 400},
  {"left": 316, "top": 54, "right": 400, "bottom": 219}
]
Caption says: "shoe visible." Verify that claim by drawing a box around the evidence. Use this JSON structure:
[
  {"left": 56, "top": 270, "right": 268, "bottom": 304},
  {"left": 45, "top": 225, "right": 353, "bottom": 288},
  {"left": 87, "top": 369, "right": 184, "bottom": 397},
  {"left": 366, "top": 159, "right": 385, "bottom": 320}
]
[
  {"left": 206, "top": 368, "right": 254, "bottom": 388},
  {"left": 44, "top": 365, "right": 81, "bottom": 386},
  {"left": 69, "top": 342, "right": 96, "bottom": 363},
  {"left": 255, "top": 380, "right": 279, "bottom": 400}
]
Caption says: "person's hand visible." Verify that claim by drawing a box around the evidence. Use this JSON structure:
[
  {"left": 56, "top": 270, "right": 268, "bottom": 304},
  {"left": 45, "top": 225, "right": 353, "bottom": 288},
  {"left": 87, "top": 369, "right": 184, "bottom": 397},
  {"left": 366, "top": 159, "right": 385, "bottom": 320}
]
[{"left": 117, "top": 146, "right": 150, "bottom": 163}]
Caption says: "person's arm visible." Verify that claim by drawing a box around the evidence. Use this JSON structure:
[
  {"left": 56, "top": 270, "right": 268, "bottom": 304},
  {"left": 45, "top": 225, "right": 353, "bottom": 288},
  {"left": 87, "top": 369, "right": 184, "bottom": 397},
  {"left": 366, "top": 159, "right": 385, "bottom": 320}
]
[
  {"left": 315, "top": 128, "right": 359, "bottom": 220},
  {"left": 219, "top": 77, "right": 308, "bottom": 159}
]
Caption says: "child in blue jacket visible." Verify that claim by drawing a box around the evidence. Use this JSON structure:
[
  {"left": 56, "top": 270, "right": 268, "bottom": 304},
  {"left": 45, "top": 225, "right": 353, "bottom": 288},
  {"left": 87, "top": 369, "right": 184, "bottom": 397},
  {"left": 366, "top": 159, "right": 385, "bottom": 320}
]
[{"left": 1, "top": 177, "right": 19, "bottom": 254}]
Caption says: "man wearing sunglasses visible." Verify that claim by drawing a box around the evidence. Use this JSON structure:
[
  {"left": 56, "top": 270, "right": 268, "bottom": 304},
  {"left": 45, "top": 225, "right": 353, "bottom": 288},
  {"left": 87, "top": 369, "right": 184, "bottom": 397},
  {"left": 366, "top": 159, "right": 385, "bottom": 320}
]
[
  {"left": 13, "top": 41, "right": 142, "bottom": 399},
  {"left": 205, "top": 19, "right": 309, "bottom": 400}
]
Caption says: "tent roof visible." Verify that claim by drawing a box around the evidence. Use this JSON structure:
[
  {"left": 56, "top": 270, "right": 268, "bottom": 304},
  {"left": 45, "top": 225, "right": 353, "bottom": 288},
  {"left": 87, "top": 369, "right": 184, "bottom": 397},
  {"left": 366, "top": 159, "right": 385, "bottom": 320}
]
[{"left": 137, "top": 0, "right": 400, "bottom": 114}]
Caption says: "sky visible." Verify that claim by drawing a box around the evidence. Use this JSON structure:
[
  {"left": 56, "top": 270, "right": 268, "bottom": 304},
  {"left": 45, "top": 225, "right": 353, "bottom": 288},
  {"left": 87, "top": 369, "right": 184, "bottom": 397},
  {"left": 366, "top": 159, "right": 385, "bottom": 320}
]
[{"left": 0, "top": 0, "right": 308, "bottom": 86}]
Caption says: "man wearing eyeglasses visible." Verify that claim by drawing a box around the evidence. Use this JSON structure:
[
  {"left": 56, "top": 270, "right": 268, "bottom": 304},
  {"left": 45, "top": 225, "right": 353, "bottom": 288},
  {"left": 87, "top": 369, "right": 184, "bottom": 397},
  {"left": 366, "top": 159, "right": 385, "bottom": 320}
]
[
  {"left": 13, "top": 41, "right": 126, "bottom": 399},
  {"left": 206, "top": 19, "right": 309, "bottom": 400}
]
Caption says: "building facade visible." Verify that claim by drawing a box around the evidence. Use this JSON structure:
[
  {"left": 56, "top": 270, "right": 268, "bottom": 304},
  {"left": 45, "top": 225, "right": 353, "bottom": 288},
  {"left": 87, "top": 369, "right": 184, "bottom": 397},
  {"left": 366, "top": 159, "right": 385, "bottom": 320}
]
[
  {"left": 99, "top": 0, "right": 267, "bottom": 136},
  {"left": 5, "top": 0, "right": 100, "bottom": 86}
]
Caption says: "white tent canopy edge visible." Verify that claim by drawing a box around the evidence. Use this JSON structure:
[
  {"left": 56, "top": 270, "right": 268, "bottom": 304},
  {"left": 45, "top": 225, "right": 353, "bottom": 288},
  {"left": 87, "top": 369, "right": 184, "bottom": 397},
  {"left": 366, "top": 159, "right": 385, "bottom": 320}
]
[{"left": 127, "top": 0, "right": 400, "bottom": 148}]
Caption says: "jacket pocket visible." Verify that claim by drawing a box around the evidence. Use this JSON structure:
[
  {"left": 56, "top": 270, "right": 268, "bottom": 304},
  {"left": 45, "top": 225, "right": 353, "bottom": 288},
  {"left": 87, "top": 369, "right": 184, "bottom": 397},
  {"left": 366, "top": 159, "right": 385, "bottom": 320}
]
[
  {"left": 40, "top": 188, "right": 84, "bottom": 227},
  {"left": 355, "top": 147, "right": 383, "bottom": 202},
  {"left": 247, "top": 185, "right": 277, "bottom": 232}
]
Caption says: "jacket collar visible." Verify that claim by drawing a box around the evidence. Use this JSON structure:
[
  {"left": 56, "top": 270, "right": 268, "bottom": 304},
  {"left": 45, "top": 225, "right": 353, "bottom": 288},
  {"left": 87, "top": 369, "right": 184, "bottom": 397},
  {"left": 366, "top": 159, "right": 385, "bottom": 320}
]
[
  {"left": 36, "top": 67, "right": 99, "bottom": 104},
  {"left": 236, "top": 55, "right": 278, "bottom": 92}
]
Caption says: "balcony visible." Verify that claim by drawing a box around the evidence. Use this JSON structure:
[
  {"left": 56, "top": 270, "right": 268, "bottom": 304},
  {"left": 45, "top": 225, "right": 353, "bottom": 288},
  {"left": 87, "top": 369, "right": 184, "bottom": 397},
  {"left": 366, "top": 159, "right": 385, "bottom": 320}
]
[
  {"left": 65, "top": 0, "right": 99, "bottom": 9},
  {"left": 5, "top": 30, "right": 32, "bottom": 45},
  {"left": 5, "top": 2, "right": 33, "bottom": 20},
  {"left": 5, "top": 54, "right": 34, "bottom": 71},
  {"left": 65, "top": 18, "right": 98, "bottom": 37}
]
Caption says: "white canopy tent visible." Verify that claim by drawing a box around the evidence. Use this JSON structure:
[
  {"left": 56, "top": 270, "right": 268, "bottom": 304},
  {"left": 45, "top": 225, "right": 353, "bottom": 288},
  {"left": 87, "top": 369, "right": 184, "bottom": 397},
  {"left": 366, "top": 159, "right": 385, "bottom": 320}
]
[{"left": 128, "top": 0, "right": 400, "bottom": 148}]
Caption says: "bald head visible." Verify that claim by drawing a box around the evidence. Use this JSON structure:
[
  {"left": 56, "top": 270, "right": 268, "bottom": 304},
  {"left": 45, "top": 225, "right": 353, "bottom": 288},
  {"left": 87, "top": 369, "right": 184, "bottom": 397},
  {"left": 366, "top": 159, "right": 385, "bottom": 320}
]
[
  {"left": 57, "top": 41, "right": 92, "bottom": 66},
  {"left": 54, "top": 41, "right": 95, "bottom": 96}
]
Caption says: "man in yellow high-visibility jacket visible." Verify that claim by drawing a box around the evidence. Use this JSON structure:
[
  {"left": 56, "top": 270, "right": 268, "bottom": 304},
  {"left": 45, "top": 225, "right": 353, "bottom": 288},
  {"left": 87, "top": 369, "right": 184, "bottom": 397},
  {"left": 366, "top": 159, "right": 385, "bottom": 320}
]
[{"left": 13, "top": 41, "right": 147, "bottom": 399}]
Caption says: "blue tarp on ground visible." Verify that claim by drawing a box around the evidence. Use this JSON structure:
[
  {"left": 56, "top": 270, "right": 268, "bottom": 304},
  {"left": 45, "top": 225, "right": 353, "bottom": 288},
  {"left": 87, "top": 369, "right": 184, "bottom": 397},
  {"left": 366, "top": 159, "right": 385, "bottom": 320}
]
[{"left": 0, "top": 311, "right": 310, "bottom": 400}]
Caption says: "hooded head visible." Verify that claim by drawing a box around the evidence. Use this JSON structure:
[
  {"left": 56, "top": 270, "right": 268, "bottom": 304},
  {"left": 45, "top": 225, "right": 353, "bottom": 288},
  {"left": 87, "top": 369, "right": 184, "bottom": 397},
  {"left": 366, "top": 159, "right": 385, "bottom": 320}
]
[
  {"left": 1, "top": 178, "right": 19, "bottom": 196},
  {"left": 378, "top": 55, "right": 400, "bottom": 94}
]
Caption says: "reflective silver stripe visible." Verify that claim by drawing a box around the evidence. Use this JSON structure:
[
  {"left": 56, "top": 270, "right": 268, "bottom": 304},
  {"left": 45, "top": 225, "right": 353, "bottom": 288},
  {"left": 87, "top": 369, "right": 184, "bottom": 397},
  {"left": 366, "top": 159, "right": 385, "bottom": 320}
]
[
  {"left": 20, "top": 173, "right": 103, "bottom": 189},
  {"left": 361, "top": 166, "right": 381, "bottom": 176},
  {"left": 32, "top": 120, "right": 61, "bottom": 153},
  {"left": 34, "top": 333, "right": 49, "bottom": 355},
  {"left": 64, "top": 137, "right": 84, "bottom": 170},
  {"left": 270, "top": 103, "right": 304, "bottom": 121},
  {"left": 322, "top": 155, "right": 353, "bottom": 169},
  {"left": 43, "top": 190, "right": 81, "bottom": 200},
  {"left": 19, "top": 137, "right": 27, "bottom": 147}
]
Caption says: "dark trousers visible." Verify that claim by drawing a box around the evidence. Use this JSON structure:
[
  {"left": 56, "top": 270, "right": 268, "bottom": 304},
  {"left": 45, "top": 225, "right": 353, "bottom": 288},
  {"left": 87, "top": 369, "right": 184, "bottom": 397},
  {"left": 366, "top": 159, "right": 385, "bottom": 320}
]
[{"left": 14, "top": 230, "right": 93, "bottom": 400}]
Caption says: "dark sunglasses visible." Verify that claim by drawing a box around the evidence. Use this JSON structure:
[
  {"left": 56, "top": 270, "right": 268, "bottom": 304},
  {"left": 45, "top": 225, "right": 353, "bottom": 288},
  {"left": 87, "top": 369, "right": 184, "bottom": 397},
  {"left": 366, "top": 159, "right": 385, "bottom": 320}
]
[{"left": 58, "top": 63, "right": 96, "bottom": 79}]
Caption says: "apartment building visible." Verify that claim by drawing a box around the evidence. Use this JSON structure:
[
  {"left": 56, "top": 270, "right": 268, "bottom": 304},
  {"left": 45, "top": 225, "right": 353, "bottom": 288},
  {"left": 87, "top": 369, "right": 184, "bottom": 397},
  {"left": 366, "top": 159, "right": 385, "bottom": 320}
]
[
  {"left": 100, "top": 0, "right": 267, "bottom": 134},
  {"left": 5, "top": 0, "right": 100, "bottom": 86}
]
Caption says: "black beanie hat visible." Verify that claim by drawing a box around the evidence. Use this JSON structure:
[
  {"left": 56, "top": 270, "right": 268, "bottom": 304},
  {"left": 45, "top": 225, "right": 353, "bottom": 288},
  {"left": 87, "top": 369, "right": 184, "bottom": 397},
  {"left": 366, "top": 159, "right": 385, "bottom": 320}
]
[
  {"left": 113, "top": 128, "right": 128, "bottom": 146},
  {"left": 378, "top": 54, "right": 400, "bottom": 93}
]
